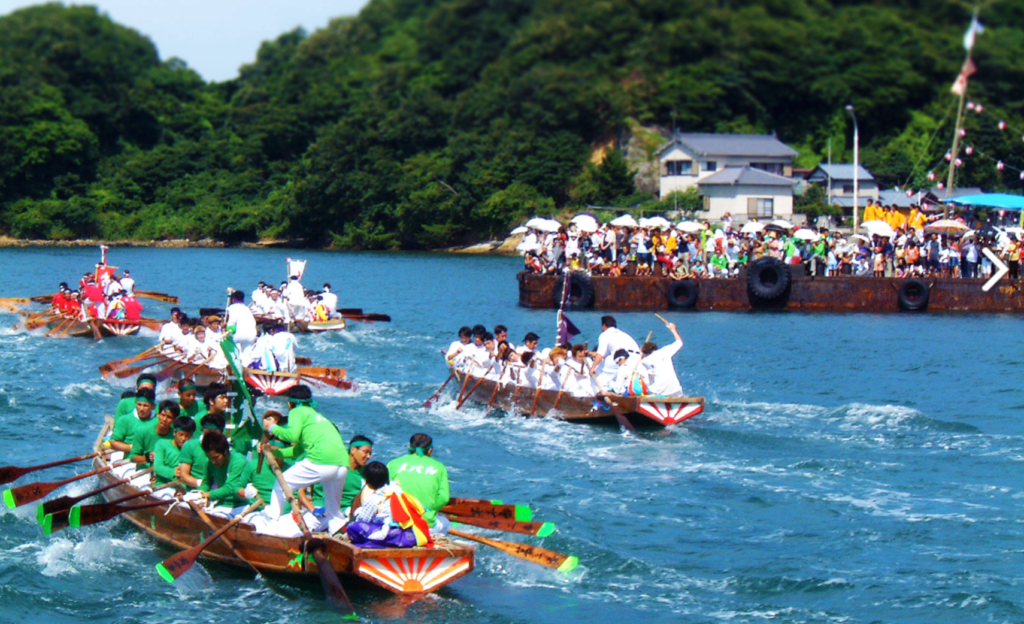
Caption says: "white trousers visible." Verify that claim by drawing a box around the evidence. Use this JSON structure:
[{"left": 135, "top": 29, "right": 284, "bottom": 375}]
[{"left": 264, "top": 459, "right": 347, "bottom": 534}]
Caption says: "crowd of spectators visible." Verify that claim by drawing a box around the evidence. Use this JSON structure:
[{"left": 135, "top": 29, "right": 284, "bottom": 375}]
[{"left": 519, "top": 203, "right": 1022, "bottom": 280}]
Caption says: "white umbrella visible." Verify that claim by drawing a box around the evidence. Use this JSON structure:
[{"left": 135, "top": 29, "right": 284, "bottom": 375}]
[
  {"left": 860, "top": 220, "right": 896, "bottom": 238},
  {"left": 510, "top": 226, "right": 529, "bottom": 235},
  {"left": 677, "top": 221, "right": 703, "bottom": 233},
  {"left": 646, "top": 216, "right": 672, "bottom": 230},
  {"left": 609, "top": 214, "right": 638, "bottom": 227},
  {"left": 793, "top": 228, "right": 819, "bottom": 241},
  {"left": 771, "top": 219, "right": 794, "bottom": 230},
  {"left": 962, "top": 230, "right": 976, "bottom": 241},
  {"left": 848, "top": 234, "right": 871, "bottom": 246},
  {"left": 741, "top": 221, "right": 765, "bottom": 234},
  {"left": 538, "top": 219, "right": 563, "bottom": 233},
  {"left": 571, "top": 214, "right": 599, "bottom": 232},
  {"left": 525, "top": 217, "right": 550, "bottom": 229}
]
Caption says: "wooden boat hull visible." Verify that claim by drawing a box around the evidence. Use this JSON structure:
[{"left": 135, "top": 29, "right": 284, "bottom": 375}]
[
  {"left": 453, "top": 371, "right": 704, "bottom": 426},
  {"left": 91, "top": 456, "right": 474, "bottom": 594}
]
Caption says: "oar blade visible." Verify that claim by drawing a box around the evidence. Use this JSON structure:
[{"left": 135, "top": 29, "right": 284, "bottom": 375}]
[
  {"left": 41, "top": 510, "right": 71, "bottom": 536},
  {"left": 441, "top": 502, "right": 533, "bottom": 522},
  {"left": 156, "top": 549, "right": 198, "bottom": 583},
  {"left": 449, "top": 514, "right": 555, "bottom": 537},
  {"left": 448, "top": 528, "right": 578, "bottom": 573},
  {"left": 310, "top": 546, "right": 357, "bottom": 619},
  {"left": 0, "top": 466, "right": 26, "bottom": 486},
  {"left": 5, "top": 480, "right": 60, "bottom": 508}
]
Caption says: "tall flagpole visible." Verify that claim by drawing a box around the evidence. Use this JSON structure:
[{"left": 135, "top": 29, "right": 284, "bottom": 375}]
[{"left": 944, "top": 82, "right": 968, "bottom": 218}]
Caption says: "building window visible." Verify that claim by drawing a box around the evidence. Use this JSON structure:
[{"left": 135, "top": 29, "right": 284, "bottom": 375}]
[
  {"left": 842, "top": 184, "right": 854, "bottom": 194},
  {"left": 757, "top": 198, "right": 774, "bottom": 218},
  {"left": 704, "top": 161, "right": 717, "bottom": 172},
  {"left": 751, "top": 162, "right": 783, "bottom": 175},
  {"left": 664, "top": 160, "right": 692, "bottom": 176}
]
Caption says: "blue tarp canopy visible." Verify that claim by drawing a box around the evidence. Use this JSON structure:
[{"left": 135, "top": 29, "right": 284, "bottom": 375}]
[{"left": 942, "top": 193, "right": 1024, "bottom": 210}]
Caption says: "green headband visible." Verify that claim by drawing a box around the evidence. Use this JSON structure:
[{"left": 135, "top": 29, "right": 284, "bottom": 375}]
[
  {"left": 350, "top": 441, "right": 372, "bottom": 449},
  {"left": 179, "top": 383, "right": 196, "bottom": 392},
  {"left": 173, "top": 425, "right": 193, "bottom": 433},
  {"left": 409, "top": 445, "right": 432, "bottom": 456},
  {"left": 135, "top": 396, "right": 155, "bottom": 405}
]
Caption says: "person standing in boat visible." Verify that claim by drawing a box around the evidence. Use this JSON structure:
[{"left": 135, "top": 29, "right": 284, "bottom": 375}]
[
  {"left": 387, "top": 433, "right": 450, "bottom": 536},
  {"left": 591, "top": 316, "right": 640, "bottom": 387},
  {"left": 639, "top": 321, "right": 685, "bottom": 397},
  {"left": 261, "top": 385, "right": 349, "bottom": 535},
  {"left": 226, "top": 289, "right": 258, "bottom": 357},
  {"left": 320, "top": 283, "right": 338, "bottom": 317}
]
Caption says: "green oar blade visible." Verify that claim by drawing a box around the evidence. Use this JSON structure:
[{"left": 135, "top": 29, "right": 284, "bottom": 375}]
[
  {"left": 557, "top": 555, "right": 580, "bottom": 574},
  {"left": 155, "top": 562, "right": 177, "bottom": 584}
]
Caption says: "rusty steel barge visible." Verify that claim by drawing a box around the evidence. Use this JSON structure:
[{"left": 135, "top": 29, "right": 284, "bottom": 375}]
[{"left": 518, "top": 258, "right": 1024, "bottom": 313}]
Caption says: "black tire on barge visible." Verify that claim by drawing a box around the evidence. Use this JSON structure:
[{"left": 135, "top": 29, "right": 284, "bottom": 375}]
[
  {"left": 666, "top": 279, "right": 699, "bottom": 309},
  {"left": 897, "top": 279, "right": 929, "bottom": 312},
  {"left": 554, "top": 271, "right": 594, "bottom": 310},
  {"left": 746, "top": 257, "right": 792, "bottom": 308}
]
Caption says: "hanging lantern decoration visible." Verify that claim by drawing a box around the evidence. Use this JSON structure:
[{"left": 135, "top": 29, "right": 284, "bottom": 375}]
[
  {"left": 965, "top": 146, "right": 973, "bottom": 156},
  {"left": 937, "top": 182, "right": 945, "bottom": 189},
  {"left": 999, "top": 120, "right": 1007, "bottom": 131},
  {"left": 1020, "top": 171, "right": 1024, "bottom": 181},
  {"left": 954, "top": 158, "right": 963, "bottom": 167},
  {"left": 967, "top": 101, "right": 975, "bottom": 110},
  {"left": 998, "top": 161, "right": 1005, "bottom": 171},
  {"left": 976, "top": 105, "right": 983, "bottom": 113},
  {"left": 906, "top": 190, "right": 913, "bottom": 197},
  {"left": 959, "top": 128, "right": 967, "bottom": 137},
  {"left": 945, "top": 151, "right": 953, "bottom": 161},
  {"left": 928, "top": 171, "right": 936, "bottom": 181}
]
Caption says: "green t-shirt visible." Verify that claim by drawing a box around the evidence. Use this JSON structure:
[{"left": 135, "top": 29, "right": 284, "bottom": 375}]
[
  {"left": 341, "top": 464, "right": 365, "bottom": 509},
  {"left": 387, "top": 454, "right": 450, "bottom": 525},
  {"left": 153, "top": 438, "right": 184, "bottom": 484},
  {"left": 111, "top": 410, "right": 147, "bottom": 447},
  {"left": 180, "top": 400, "right": 204, "bottom": 422},
  {"left": 130, "top": 419, "right": 174, "bottom": 467},
  {"left": 270, "top": 405, "right": 346, "bottom": 466},
  {"left": 177, "top": 437, "right": 209, "bottom": 481},
  {"left": 115, "top": 396, "right": 136, "bottom": 419},
  {"left": 200, "top": 450, "right": 248, "bottom": 506},
  {"left": 239, "top": 456, "right": 279, "bottom": 508}
]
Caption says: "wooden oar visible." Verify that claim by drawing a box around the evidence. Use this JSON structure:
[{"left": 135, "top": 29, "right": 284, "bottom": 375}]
[
  {"left": 448, "top": 496, "right": 504, "bottom": 506},
  {"left": 37, "top": 467, "right": 153, "bottom": 523},
  {"left": 134, "top": 290, "right": 179, "bottom": 304},
  {"left": 262, "top": 448, "right": 357, "bottom": 619},
  {"left": 340, "top": 312, "right": 391, "bottom": 323},
  {"left": 30, "top": 294, "right": 54, "bottom": 304},
  {"left": 155, "top": 357, "right": 192, "bottom": 382},
  {"left": 453, "top": 370, "right": 472, "bottom": 406},
  {"left": 0, "top": 450, "right": 109, "bottom": 486},
  {"left": 448, "top": 528, "right": 578, "bottom": 572},
  {"left": 0, "top": 297, "right": 30, "bottom": 306},
  {"left": 45, "top": 317, "right": 76, "bottom": 338},
  {"left": 456, "top": 364, "right": 495, "bottom": 410},
  {"left": 187, "top": 500, "right": 265, "bottom": 577},
  {"left": 448, "top": 513, "right": 555, "bottom": 537},
  {"left": 3, "top": 461, "right": 127, "bottom": 509},
  {"left": 88, "top": 319, "right": 103, "bottom": 341},
  {"left": 137, "top": 317, "right": 164, "bottom": 331},
  {"left": 441, "top": 501, "right": 532, "bottom": 522},
  {"left": 423, "top": 371, "right": 457, "bottom": 408},
  {"left": 297, "top": 366, "right": 352, "bottom": 390},
  {"left": 154, "top": 499, "right": 261, "bottom": 582},
  {"left": 114, "top": 355, "right": 175, "bottom": 379},
  {"left": 54, "top": 479, "right": 179, "bottom": 534},
  {"left": 99, "top": 346, "right": 163, "bottom": 377},
  {"left": 22, "top": 311, "right": 62, "bottom": 331},
  {"left": 485, "top": 361, "right": 511, "bottom": 411}
]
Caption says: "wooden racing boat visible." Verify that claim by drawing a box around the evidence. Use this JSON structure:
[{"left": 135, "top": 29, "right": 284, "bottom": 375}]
[
  {"left": 89, "top": 434, "right": 474, "bottom": 594},
  {"left": 452, "top": 370, "right": 705, "bottom": 427}
]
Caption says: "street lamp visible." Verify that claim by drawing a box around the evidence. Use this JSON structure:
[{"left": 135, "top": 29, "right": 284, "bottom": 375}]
[{"left": 845, "top": 105, "right": 859, "bottom": 232}]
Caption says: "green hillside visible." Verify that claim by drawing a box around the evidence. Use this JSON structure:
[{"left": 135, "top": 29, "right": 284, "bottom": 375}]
[{"left": 1, "top": 1, "right": 1023, "bottom": 247}]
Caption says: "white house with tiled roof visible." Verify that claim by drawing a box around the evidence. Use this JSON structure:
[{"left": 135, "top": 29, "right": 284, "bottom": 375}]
[{"left": 657, "top": 133, "right": 799, "bottom": 221}]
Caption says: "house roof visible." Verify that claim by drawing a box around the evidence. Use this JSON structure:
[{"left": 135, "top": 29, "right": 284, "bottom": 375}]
[
  {"left": 878, "top": 189, "right": 921, "bottom": 208},
  {"left": 807, "top": 164, "right": 874, "bottom": 182},
  {"left": 831, "top": 196, "right": 874, "bottom": 208},
  {"left": 698, "top": 165, "right": 798, "bottom": 188},
  {"left": 657, "top": 133, "right": 798, "bottom": 158},
  {"left": 925, "top": 186, "right": 985, "bottom": 198}
]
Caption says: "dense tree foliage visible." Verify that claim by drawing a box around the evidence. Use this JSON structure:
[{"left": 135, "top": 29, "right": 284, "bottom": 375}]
[{"left": 1, "top": 1, "right": 1022, "bottom": 246}]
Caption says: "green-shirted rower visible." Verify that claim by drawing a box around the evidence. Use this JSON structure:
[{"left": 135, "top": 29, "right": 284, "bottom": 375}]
[
  {"left": 177, "top": 378, "right": 205, "bottom": 422},
  {"left": 387, "top": 433, "right": 451, "bottom": 534},
  {"left": 130, "top": 400, "right": 178, "bottom": 468},
  {"left": 151, "top": 416, "right": 195, "bottom": 497},
  {"left": 260, "top": 385, "right": 348, "bottom": 534},
  {"left": 237, "top": 410, "right": 292, "bottom": 508},
  {"left": 301, "top": 434, "right": 373, "bottom": 521},
  {"left": 109, "top": 387, "right": 156, "bottom": 454},
  {"left": 176, "top": 411, "right": 226, "bottom": 488},
  {"left": 198, "top": 429, "right": 249, "bottom": 517},
  {"left": 113, "top": 374, "right": 157, "bottom": 420}
]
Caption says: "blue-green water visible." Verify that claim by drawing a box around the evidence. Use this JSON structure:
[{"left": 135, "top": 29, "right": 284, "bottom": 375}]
[{"left": 0, "top": 247, "right": 1021, "bottom": 624}]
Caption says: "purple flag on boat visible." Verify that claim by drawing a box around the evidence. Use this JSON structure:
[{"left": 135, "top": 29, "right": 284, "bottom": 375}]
[{"left": 557, "top": 309, "right": 580, "bottom": 345}]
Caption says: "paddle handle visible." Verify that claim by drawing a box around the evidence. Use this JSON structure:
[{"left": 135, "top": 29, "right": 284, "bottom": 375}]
[
  {"left": 0, "top": 450, "right": 106, "bottom": 485},
  {"left": 448, "top": 528, "right": 578, "bottom": 572},
  {"left": 424, "top": 371, "right": 456, "bottom": 408}
]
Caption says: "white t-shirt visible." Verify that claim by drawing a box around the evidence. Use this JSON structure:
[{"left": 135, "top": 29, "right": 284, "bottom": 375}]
[
  {"left": 595, "top": 326, "right": 640, "bottom": 384},
  {"left": 643, "top": 339, "right": 683, "bottom": 396},
  {"left": 226, "top": 302, "right": 257, "bottom": 344},
  {"left": 159, "top": 321, "right": 184, "bottom": 346}
]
